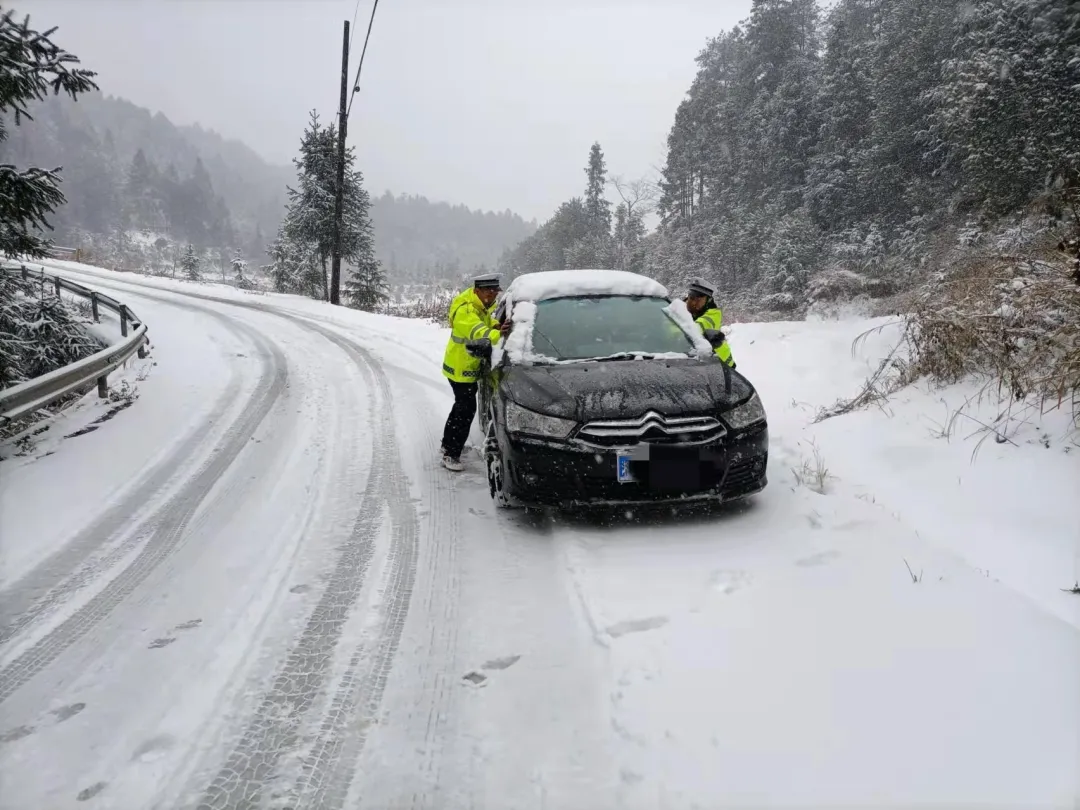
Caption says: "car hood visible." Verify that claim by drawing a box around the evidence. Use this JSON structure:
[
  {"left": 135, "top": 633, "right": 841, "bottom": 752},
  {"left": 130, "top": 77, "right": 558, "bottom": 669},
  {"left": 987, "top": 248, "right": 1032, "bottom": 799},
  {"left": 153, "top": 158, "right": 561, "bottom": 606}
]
[{"left": 501, "top": 358, "right": 754, "bottom": 422}]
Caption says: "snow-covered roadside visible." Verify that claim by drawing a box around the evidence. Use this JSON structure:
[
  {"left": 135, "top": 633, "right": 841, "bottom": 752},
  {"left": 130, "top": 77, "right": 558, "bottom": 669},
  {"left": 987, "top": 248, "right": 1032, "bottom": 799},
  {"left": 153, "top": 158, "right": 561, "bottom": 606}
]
[
  {"left": 742, "top": 318, "right": 1080, "bottom": 627},
  {"left": 558, "top": 317, "right": 1080, "bottom": 807},
  {"left": 5, "top": 259, "right": 1077, "bottom": 807},
  {"left": 0, "top": 292, "right": 249, "bottom": 589}
]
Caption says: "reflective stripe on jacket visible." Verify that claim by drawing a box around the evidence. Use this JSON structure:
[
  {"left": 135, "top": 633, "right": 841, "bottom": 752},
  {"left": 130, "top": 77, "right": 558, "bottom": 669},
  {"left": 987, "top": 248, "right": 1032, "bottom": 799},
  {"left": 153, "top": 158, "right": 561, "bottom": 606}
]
[
  {"left": 695, "top": 307, "right": 735, "bottom": 367},
  {"left": 442, "top": 288, "right": 501, "bottom": 382}
]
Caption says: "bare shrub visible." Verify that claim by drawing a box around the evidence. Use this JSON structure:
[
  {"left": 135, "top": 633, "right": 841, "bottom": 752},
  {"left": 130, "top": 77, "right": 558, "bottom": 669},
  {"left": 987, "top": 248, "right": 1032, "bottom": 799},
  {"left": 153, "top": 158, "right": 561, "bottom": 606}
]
[
  {"left": 792, "top": 440, "right": 835, "bottom": 494},
  {"left": 819, "top": 234, "right": 1080, "bottom": 435},
  {"left": 903, "top": 243, "right": 1079, "bottom": 424}
]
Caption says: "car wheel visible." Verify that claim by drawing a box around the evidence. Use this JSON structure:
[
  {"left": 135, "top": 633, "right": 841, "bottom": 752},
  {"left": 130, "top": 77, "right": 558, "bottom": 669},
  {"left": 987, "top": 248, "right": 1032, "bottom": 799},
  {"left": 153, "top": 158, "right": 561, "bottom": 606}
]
[{"left": 484, "top": 421, "right": 519, "bottom": 509}]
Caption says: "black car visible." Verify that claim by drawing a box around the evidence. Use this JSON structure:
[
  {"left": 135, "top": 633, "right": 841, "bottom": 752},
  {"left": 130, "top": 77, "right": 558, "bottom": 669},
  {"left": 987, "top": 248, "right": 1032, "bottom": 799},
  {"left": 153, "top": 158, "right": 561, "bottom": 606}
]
[{"left": 467, "top": 270, "right": 769, "bottom": 509}]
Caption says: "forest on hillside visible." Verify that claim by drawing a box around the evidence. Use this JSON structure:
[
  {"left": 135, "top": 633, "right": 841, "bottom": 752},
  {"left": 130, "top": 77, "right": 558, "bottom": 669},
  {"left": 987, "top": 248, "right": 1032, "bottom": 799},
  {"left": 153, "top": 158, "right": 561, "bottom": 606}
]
[
  {"left": 0, "top": 92, "right": 534, "bottom": 286},
  {"left": 502, "top": 0, "right": 1079, "bottom": 316}
]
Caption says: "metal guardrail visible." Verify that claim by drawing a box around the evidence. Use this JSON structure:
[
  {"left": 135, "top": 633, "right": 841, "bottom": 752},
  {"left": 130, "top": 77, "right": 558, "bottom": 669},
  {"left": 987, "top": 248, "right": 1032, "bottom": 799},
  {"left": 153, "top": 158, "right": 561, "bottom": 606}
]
[
  {"left": 0, "top": 264, "right": 149, "bottom": 426},
  {"left": 45, "top": 245, "right": 82, "bottom": 262}
]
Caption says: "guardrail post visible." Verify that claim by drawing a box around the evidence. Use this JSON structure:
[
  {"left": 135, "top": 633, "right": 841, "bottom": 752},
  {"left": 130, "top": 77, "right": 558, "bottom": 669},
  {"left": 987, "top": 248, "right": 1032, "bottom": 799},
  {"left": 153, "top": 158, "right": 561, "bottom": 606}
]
[
  {"left": 54, "top": 277, "right": 61, "bottom": 298},
  {"left": 90, "top": 291, "right": 100, "bottom": 322},
  {"left": 119, "top": 305, "right": 129, "bottom": 337},
  {"left": 97, "top": 375, "right": 108, "bottom": 399},
  {"left": 20, "top": 264, "right": 27, "bottom": 281}
]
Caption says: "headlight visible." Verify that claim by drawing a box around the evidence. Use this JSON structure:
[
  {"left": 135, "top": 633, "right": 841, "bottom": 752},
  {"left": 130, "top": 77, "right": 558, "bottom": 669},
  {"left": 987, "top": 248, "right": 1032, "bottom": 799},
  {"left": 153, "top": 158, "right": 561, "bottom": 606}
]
[
  {"left": 505, "top": 401, "right": 577, "bottom": 439},
  {"left": 723, "top": 392, "right": 765, "bottom": 429}
]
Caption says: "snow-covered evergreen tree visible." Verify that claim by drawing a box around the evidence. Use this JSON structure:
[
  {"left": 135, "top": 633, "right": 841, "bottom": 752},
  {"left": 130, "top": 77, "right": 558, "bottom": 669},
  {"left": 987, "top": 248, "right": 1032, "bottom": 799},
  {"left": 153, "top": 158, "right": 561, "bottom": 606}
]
[
  {"left": 180, "top": 243, "right": 200, "bottom": 281},
  {"left": 0, "top": 10, "right": 98, "bottom": 258},
  {"left": 584, "top": 143, "right": 612, "bottom": 240},
  {"left": 933, "top": 0, "right": 1080, "bottom": 220},
  {"left": 266, "top": 230, "right": 322, "bottom": 297},
  {"left": 0, "top": 273, "right": 104, "bottom": 389},
  {"left": 805, "top": 0, "right": 882, "bottom": 231},
  {"left": 231, "top": 247, "right": 255, "bottom": 289},
  {"left": 278, "top": 110, "right": 383, "bottom": 303},
  {"left": 344, "top": 256, "right": 388, "bottom": 311}
]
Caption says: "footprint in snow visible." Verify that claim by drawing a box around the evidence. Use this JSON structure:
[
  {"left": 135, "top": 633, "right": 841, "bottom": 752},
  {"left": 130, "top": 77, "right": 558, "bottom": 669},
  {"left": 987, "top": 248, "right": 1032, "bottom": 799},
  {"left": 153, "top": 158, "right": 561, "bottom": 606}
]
[
  {"left": 174, "top": 619, "right": 202, "bottom": 631},
  {"left": 620, "top": 768, "right": 644, "bottom": 785},
  {"left": 51, "top": 703, "right": 86, "bottom": 723},
  {"left": 0, "top": 725, "right": 34, "bottom": 744},
  {"left": 76, "top": 782, "right": 108, "bottom": 802},
  {"left": 289, "top": 583, "right": 311, "bottom": 594},
  {"left": 461, "top": 671, "right": 488, "bottom": 687},
  {"left": 605, "top": 616, "right": 668, "bottom": 638},
  {"left": 482, "top": 654, "right": 521, "bottom": 671},
  {"left": 709, "top": 569, "right": 752, "bottom": 595},
  {"left": 131, "top": 734, "right": 175, "bottom": 763},
  {"left": 796, "top": 550, "right": 841, "bottom": 568},
  {"left": 462, "top": 654, "right": 522, "bottom": 687},
  {"left": 148, "top": 637, "right": 175, "bottom": 649}
]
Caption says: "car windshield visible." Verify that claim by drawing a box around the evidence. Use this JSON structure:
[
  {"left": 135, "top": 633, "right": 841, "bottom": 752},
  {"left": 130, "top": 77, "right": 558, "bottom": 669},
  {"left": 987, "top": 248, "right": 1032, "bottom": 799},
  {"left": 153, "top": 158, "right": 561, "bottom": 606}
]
[{"left": 528, "top": 295, "right": 696, "bottom": 361}]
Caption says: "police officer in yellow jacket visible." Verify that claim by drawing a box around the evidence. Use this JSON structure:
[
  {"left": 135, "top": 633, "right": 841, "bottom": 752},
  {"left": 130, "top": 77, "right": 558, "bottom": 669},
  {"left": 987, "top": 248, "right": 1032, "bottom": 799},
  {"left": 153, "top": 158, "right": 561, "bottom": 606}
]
[
  {"left": 685, "top": 277, "right": 735, "bottom": 368},
  {"left": 440, "top": 273, "right": 507, "bottom": 471}
]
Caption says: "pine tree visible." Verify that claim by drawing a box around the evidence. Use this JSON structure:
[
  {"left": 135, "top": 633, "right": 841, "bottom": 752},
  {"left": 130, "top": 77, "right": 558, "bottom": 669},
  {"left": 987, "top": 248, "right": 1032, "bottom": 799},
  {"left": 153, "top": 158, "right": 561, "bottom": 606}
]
[
  {"left": 857, "top": 0, "right": 963, "bottom": 225},
  {"left": 180, "top": 243, "right": 200, "bottom": 281},
  {"left": 805, "top": 0, "right": 882, "bottom": 230},
  {"left": 231, "top": 247, "right": 255, "bottom": 289},
  {"left": 341, "top": 175, "right": 386, "bottom": 310},
  {"left": 266, "top": 228, "right": 322, "bottom": 297},
  {"left": 344, "top": 256, "right": 388, "bottom": 311},
  {"left": 279, "top": 110, "right": 383, "bottom": 303},
  {"left": 125, "top": 148, "right": 163, "bottom": 232},
  {"left": 933, "top": 0, "right": 1080, "bottom": 219},
  {"left": 0, "top": 10, "right": 98, "bottom": 258},
  {"left": 584, "top": 142, "right": 612, "bottom": 237}
]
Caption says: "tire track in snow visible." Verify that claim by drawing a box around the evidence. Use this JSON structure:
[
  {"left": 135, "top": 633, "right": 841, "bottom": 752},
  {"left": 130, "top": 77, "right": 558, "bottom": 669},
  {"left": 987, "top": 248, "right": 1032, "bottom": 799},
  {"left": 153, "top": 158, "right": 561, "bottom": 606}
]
[
  {"left": 0, "top": 322, "right": 288, "bottom": 704},
  {"left": 194, "top": 323, "right": 419, "bottom": 810},
  {"left": 0, "top": 302, "right": 255, "bottom": 650},
  {"left": 285, "top": 325, "right": 428, "bottom": 810}
]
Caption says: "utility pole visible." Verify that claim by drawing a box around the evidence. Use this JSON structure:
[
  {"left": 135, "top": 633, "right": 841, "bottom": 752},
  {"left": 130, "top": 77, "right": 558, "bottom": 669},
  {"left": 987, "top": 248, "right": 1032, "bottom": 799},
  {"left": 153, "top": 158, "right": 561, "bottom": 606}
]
[{"left": 329, "top": 19, "right": 350, "bottom": 306}]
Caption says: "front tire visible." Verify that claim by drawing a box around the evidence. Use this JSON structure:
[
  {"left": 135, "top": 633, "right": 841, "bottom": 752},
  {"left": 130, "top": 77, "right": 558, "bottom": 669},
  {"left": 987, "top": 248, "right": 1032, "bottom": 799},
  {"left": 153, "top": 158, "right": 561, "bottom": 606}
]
[{"left": 485, "top": 421, "right": 519, "bottom": 509}]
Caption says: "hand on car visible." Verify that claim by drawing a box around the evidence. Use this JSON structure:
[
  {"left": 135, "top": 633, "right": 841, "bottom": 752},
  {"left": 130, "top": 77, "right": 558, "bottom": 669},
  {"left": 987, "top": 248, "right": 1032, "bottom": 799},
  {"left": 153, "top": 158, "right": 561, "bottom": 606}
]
[{"left": 499, "top": 320, "right": 512, "bottom": 335}]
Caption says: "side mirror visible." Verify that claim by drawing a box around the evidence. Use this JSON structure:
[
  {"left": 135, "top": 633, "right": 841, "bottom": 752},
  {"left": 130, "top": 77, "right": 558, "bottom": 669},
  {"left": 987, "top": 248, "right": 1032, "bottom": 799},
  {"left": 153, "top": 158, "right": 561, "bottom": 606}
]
[
  {"left": 466, "top": 338, "right": 493, "bottom": 360},
  {"left": 702, "top": 329, "right": 726, "bottom": 349}
]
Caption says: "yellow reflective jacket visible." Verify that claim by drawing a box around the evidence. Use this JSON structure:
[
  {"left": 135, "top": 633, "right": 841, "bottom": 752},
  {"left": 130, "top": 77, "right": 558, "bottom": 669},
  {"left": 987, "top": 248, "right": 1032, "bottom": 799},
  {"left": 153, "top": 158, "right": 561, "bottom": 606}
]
[
  {"left": 695, "top": 307, "right": 735, "bottom": 367},
  {"left": 442, "top": 288, "right": 501, "bottom": 382}
]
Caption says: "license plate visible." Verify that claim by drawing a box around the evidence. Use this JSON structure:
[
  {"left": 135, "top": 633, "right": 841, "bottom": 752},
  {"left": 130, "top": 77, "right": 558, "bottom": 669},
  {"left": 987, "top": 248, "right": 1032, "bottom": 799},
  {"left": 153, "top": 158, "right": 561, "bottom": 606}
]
[{"left": 616, "top": 453, "right": 635, "bottom": 483}]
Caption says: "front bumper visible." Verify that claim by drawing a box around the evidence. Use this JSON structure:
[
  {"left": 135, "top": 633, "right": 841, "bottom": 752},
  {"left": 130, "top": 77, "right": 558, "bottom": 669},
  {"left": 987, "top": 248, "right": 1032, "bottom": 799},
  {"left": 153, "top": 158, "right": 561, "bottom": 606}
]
[{"left": 501, "top": 423, "right": 768, "bottom": 507}]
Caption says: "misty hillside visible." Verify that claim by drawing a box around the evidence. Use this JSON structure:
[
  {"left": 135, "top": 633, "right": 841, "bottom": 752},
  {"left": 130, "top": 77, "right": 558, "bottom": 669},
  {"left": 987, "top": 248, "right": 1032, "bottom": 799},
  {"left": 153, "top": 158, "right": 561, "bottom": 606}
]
[
  {"left": 371, "top": 192, "right": 536, "bottom": 285},
  {"left": 1, "top": 92, "right": 535, "bottom": 283}
]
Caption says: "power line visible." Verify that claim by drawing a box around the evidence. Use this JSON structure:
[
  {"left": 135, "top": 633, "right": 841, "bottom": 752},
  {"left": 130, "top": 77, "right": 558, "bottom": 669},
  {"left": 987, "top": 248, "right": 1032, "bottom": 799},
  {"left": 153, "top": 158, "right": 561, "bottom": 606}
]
[
  {"left": 346, "top": 0, "right": 380, "bottom": 121},
  {"left": 348, "top": 0, "right": 361, "bottom": 52}
]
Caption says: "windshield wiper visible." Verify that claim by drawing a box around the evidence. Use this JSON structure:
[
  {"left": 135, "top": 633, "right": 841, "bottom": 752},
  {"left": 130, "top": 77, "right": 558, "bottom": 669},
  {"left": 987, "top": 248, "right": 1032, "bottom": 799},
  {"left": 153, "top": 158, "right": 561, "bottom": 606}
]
[{"left": 593, "top": 352, "right": 657, "bottom": 362}]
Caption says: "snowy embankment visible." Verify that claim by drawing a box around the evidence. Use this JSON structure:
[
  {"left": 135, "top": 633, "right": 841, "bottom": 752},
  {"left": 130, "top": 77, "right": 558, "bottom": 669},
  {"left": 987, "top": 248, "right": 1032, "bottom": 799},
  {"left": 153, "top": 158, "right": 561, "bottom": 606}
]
[{"left": 0, "top": 259, "right": 1077, "bottom": 809}]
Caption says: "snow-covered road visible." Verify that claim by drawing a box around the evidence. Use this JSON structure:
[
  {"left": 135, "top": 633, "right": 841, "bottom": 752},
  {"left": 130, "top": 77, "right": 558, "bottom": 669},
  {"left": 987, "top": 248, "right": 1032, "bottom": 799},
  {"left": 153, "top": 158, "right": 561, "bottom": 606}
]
[{"left": 1, "top": 263, "right": 1078, "bottom": 809}]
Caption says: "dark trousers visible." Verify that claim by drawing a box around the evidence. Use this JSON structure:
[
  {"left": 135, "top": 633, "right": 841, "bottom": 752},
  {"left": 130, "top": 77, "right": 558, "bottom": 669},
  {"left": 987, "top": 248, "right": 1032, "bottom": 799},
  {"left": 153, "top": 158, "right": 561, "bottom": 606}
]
[{"left": 441, "top": 380, "right": 478, "bottom": 458}]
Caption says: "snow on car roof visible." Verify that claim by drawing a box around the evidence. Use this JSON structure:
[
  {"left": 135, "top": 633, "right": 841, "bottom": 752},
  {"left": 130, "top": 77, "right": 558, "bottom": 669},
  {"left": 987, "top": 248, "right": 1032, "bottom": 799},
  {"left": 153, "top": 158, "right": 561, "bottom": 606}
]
[{"left": 504, "top": 269, "right": 669, "bottom": 302}]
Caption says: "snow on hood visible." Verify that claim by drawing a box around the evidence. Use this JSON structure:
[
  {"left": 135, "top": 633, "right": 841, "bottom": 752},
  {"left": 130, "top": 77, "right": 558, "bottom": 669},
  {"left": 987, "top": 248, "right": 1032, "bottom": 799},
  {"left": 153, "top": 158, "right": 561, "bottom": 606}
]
[
  {"left": 501, "top": 359, "right": 750, "bottom": 422},
  {"left": 505, "top": 269, "right": 669, "bottom": 303}
]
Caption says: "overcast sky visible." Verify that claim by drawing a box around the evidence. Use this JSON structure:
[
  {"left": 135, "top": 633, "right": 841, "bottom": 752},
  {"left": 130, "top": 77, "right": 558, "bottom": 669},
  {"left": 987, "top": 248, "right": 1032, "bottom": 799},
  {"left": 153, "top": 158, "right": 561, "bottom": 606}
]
[{"left": 29, "top": 0, "right": 753, "bottom": 222}]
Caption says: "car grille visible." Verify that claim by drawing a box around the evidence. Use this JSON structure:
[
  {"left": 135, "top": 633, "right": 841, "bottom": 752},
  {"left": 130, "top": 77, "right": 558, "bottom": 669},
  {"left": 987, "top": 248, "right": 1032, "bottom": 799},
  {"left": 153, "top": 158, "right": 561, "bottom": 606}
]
[
  {"left": 576, "top": 411, "right": 725, "bottom": 447},
  {"left": 723, "top": 456, "right": 767, "bottom": 495}
]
